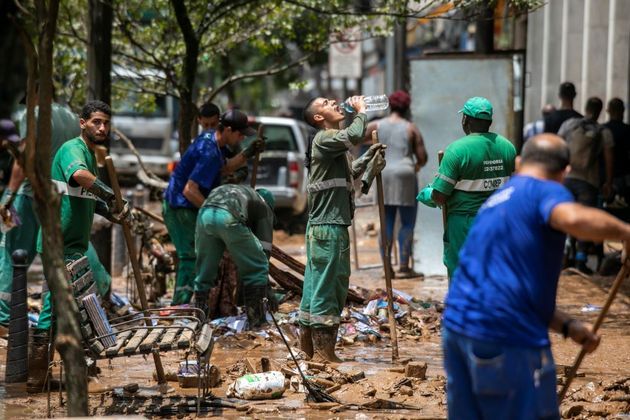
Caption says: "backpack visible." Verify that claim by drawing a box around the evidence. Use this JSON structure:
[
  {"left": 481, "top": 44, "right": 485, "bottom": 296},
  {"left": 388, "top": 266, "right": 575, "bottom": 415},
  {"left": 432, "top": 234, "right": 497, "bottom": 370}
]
[{"left": 566, "top": 118, "right": 603, "bottom": 175}]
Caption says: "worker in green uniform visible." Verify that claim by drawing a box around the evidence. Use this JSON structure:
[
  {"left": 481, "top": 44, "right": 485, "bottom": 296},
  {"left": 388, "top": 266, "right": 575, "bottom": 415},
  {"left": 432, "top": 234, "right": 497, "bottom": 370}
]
[
  {"left": 163, "top": 110, "right": 260, "bottom": 305},
  {"left": 194, "top": 184, "right": 275, "bottom": 327},
  {"left": 299, "top": 96, "right": 386, "bottom": 362},
  {"left": 417, "top": 97, "right": 517, "bottom": 280},
  {"left": 0, "top": 101, "right": 112, "bottom": 332},
  {"left": 28, "top": 100, "right": 129, "bottom": 393}
]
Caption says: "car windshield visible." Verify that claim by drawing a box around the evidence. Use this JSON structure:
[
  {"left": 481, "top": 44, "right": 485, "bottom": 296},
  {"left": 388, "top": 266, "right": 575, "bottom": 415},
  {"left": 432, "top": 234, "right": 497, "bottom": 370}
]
[{"left": 242, "top": 123, "right": 297, "bottom": 152}]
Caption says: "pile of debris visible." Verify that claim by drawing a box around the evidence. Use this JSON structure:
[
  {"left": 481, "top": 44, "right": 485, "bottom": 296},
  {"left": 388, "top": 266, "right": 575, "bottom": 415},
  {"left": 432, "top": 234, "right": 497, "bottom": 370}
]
[
  {"left": 220, "top": 352, "right": 446, "bottom": 413},
  {"left": 561, "top": 376, "right": 630, "bottom": 418}
]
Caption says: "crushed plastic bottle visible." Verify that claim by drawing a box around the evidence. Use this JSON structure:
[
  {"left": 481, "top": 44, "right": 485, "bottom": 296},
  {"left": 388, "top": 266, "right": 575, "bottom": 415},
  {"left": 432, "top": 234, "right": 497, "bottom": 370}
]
[{"left": 341, "top": 94, "right": 389, "bottom": 113}]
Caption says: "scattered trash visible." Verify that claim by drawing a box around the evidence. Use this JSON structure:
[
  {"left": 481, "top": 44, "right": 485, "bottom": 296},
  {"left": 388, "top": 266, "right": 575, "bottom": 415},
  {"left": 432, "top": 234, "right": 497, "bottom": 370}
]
[
  {"left": 581, "top": 304, "right": 602, "bottom": 313},
  {"left": 226, "top": 371, "right": 287, "bottom": 400},
  {"left": 210, "top": 314, "right": 248, "bottom": 333},
  {"left": 177, "top": 360, "right": 222, "bottom": 388},
  {"left": 28, "top": 312, "right": 39, "bottom": 327}
]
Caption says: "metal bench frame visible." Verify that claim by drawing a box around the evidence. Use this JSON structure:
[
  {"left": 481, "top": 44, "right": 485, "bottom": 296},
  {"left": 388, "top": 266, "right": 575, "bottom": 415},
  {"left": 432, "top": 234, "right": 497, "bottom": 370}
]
[{"left": 45, "top": 256, "right": 215, "bottom": 416}]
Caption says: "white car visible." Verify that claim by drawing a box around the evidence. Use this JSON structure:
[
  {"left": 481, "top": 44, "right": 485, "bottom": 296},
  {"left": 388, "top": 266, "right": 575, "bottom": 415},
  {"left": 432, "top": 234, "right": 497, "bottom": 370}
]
[{"left": 243, "top": 116, "right": 314, "bottom": 224}]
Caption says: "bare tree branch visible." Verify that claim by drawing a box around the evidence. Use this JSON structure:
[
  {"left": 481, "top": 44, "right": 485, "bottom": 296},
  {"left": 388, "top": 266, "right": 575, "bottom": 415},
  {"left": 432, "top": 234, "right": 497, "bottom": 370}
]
[
  {"left": 12, "top": 0, "right": 32, "bottom": 17},
  {"left": 207, "top": 51, "right": 315, "bottom": 102}
]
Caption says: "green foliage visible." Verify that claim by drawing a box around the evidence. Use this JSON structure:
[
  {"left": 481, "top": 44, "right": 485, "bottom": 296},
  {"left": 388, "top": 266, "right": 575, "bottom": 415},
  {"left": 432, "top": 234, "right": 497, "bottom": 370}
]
[{"left": 51, "top": 0, "right": 544, "bottom": 115}]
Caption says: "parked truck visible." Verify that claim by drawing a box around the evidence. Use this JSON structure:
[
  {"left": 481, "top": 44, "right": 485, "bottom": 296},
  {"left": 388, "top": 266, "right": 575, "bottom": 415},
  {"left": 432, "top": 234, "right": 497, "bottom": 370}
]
[
  {"left": 109, "top": 67, "right": 179, "bottom": 180},
  {"left": 242, "top": 116, "right": 314, "bottom": 231}
]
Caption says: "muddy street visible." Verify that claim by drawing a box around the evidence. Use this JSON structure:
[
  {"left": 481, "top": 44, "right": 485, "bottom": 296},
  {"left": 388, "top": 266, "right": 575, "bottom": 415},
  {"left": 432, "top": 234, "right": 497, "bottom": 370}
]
[{"left": 1, "top": 206, "right": 630, "bottom": 419}]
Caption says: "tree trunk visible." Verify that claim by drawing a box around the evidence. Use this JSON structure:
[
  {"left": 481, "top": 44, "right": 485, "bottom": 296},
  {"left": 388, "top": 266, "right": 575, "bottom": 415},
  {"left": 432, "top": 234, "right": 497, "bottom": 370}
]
[
  {"left": 475, "top": 4, "right": 495, "bottom": 54},
  {"left": 20, "top": 0, "right": 88, "bottom": 415},
  {"left": 88, "top": 0, "right": 114, "bottom": 275},
  {"left": 170, "top": 0, "right": 199, "bottom": 154},
  {"left": 87, "top": 0, "right": 113, "bottom": 105}
]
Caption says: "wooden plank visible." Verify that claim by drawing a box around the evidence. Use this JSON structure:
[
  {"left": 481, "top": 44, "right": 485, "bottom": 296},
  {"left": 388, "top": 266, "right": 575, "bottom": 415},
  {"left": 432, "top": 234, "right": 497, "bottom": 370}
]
[
  {"left": 272, "top": 245, "right": 305, "bottom": 274},
  {"left": 158, "top": 327, "right": 179, "bottom": 351},
  {"left": 76, "top": 282, "right": 98, "bottom": 304},
  {"left": 139, "top": 328, "right": 164, "bottom": 353},
  {"left": 79, "top": 309, "right": 89, "bottom": 323},
  {"left": 80, "top": 323, "right": 93, "bottom": 340},
  {"left": 89, "top": 341, "right": 105, "bottom": 356},
  {"left": 194, "top": 324, "right": 213, "bottom": 354},
  {"left": 176, "top": 322, "right": 197, "bottom": 349},
  {"left": 66, "top": 256, "right": 90, "bottom": 278},
  {"left": 123, "top": 328, "right": 149, "bottom": 356},
  {"left": 72, "top": 271, "right": 94, "bottom": 295},
  {"left": 268, "top": 263, "right": 365, "bottom": 304},
  {"left": 105, "top": 330, "right": 133, "bottom": 358}
]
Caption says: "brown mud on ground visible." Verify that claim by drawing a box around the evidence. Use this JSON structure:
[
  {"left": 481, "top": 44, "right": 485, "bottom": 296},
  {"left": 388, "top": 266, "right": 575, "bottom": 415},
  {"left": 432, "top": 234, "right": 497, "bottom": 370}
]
[{"left": 1, "top": 206, "right": 630, "bottom": 418}]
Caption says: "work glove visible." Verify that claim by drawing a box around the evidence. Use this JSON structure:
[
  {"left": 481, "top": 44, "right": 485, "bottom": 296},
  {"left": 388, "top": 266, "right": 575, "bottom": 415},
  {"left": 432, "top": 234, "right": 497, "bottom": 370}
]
[
  {"left": 243, "top": 137, "right": 266, "bottom": 159},
  {"left": 363, "top": 143, "right": 387, "bottom": 161},
  {"left": 360, "top": 151, "right": 387, "bottom": 194},
  {"left": 95, "top": 197, "right": 132, "bottom": 225},
  {"left": 352, "top": 143, "right": 387, "bottom": 178},
  {"left": 109, "top": 199, "right": 132, "bottom": 225},
  {"left": 87, "top": 178, "right": 117, "bottom": 209},
  {"left": 417, "top": 185, "right": 437, "bottom": 208}
]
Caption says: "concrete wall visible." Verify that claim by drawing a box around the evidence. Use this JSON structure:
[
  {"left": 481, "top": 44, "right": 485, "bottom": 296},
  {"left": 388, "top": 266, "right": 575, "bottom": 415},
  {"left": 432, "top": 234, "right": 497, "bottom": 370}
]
[{"left": 525, "top": 0, "right": 630, "bottom": 123}]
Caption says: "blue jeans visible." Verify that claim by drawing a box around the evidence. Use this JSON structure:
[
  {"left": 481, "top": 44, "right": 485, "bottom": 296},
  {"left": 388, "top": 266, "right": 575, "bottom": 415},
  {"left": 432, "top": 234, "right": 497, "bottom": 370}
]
[
  {"left": 442, "top": 327, "right": 559, "bottom": 420},
  {"left": 382, "top": 204, "right": 417, "bottom": 268}
]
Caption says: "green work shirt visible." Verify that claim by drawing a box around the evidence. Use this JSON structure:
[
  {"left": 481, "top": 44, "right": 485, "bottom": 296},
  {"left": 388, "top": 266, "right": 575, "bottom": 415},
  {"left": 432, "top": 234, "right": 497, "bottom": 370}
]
[
  {"left": 432, "top": 132, "right": 516, "bottom": 215},
  {"left": 17, "top": 104, "right": 80, "bottom": 196},
  {"left": 203, "top": 184, "right": 274, "bottom": 256},
  {"left": 37, "top": 137, "right": 98, "bottom": 256},
  {"left": 308, "top": 113, "right": 367, "bottom": 226}
]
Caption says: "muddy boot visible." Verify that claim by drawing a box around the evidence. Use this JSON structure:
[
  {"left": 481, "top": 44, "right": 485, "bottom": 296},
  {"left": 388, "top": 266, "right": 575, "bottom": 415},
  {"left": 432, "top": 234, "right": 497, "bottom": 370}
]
[
  {"left": 194, "top": 291, "right": 209, "bottom": 318},
  {"left": 27, "top": 332, "right": 51, "bottom": 393},
  {"left": 244, "top": 286, "right": 268, "bottom": 328},
  {"left": 299, "top": 324, "right": 314, "bottom": 359},
  {"left": 312, "top": 325, "right": 342, "bottom": 363}
]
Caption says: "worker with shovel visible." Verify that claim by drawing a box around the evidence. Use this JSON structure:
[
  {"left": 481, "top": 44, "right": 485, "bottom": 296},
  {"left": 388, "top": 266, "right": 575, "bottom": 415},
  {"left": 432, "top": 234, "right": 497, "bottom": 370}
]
[
  {"left": 31, "top": 100, "right": 131, "bottom": 392},
  {"left": 300, "top": 96, "right": 386, "bottom": 362},
  {"left": 193, "top": 184, "right": 275, "bottom": 327},
  {"left": 441, "top": 134, "right": 630, "bottom": 419}
]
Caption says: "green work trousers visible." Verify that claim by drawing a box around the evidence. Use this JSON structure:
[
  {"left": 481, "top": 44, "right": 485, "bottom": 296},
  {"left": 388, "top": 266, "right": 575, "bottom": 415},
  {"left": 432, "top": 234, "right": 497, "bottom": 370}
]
[
  {"left": 194, "top": 207, "right": 268, "bottom": 293},
  {"left": 443, "top": 213, "right": 475, "bottom": 281},
  {"left": 0, "top": 192, "right": 110, "bottom": 327},
  {"left": 299, "top": 224, "right": 350, "bottom": 328},
  {"left": 162, "top": 201, "right": 197, "bottom": 305}
]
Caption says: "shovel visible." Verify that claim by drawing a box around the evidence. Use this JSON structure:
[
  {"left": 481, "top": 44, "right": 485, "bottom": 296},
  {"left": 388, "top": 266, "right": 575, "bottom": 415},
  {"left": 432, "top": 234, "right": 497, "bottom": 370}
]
[{"left": 558, "top": 255, "right": 630, "bottom": 403}]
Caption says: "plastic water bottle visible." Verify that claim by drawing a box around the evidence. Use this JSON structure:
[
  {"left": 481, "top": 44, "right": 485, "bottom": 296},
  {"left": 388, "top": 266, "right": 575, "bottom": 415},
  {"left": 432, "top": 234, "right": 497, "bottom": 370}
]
[{"left": 341, "top": 95, "right": 389, "bottom": 113}]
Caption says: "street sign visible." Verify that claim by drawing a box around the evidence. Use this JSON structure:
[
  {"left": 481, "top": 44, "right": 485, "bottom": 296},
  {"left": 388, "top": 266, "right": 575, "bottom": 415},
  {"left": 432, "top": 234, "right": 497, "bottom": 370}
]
[{"left": 329, "top": 28, "right": 362, "bottom": 79}]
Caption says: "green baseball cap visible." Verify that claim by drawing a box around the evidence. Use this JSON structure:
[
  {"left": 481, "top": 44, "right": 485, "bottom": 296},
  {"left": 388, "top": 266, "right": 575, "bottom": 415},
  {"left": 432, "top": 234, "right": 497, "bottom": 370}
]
[{"left": 459, "top": 97, "right": 493, "bottom": 121}]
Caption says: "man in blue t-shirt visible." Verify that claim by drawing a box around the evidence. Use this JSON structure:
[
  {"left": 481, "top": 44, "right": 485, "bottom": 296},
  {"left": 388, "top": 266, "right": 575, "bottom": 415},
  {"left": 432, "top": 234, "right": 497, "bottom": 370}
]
[
  {"left": 163, "top": 109, "right": 262, "bottom": 304},
  {"left": 442, "top": 134, "right": 630, "bottom": 419}
]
